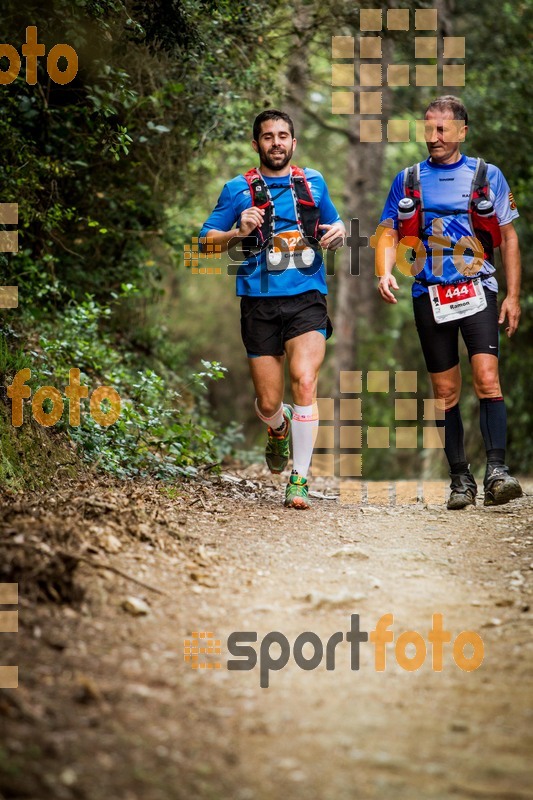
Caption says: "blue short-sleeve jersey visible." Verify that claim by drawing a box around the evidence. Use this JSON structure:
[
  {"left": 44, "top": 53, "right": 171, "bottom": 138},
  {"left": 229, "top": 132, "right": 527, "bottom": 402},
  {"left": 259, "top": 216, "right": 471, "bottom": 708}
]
[
  {"left": 200, "top": 168, "right": 342, "bottom": 296},
  {"left": 379, "top": 155, "right": 519, "bottom": 297}
]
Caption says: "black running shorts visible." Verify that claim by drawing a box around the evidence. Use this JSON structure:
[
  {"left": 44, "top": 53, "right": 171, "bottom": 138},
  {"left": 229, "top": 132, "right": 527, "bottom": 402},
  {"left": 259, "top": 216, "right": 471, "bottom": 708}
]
[
  {"left": 413, "top": 287, "right": 499, "bottom": 374},
  {"left": 240, "top": 290, "right": 333, "bottom": 357}
]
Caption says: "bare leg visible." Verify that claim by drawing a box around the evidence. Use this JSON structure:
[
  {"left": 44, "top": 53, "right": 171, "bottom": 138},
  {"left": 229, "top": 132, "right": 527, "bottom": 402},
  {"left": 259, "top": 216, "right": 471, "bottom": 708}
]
[
  {"left": 247, "top": 355, "right": 285, "bottom": 418},
  {"left": 285, "top": 330, "right": 326, "bottom": 406},
  {"left": 470, "top": 353, "right": 501, "bottom": 398},
  {"left": 428, "top": 364, "right": 462, "bottom": 409}
]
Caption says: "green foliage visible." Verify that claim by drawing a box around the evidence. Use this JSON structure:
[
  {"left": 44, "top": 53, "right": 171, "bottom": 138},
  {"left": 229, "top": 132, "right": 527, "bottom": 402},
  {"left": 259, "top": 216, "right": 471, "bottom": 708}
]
[
  {"left": 1, "top": 294, "right": 235, "bottom": 480},
  {"left": 65, "top": 363, "right": 226, "bottom": 480},
  {"left": 0, "top": 0, "right": 281, "bottom": 309},
  {"left": 0, "top": 0, "right": 279, "bottom": 486},
  {"left": 0, "top": 330, "right": 32, "bottom": 376}
]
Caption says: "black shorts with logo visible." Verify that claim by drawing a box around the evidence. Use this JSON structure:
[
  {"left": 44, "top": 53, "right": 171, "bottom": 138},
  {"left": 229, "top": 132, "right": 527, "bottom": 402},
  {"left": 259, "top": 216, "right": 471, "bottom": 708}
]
[
  {"left": 413, "top": 287, "right": 499, "bottom": 374},
  {"left": 240, "top": 290, "right": 333, "bottom": 357}
]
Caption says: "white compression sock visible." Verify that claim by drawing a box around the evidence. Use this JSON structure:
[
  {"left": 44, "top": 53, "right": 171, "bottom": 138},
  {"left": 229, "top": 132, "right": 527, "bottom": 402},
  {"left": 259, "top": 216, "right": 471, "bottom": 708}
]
[
  {"left": 292, "top": 403, "right": 319, "bottom": 477},
  {"left": 255, "top": 399, "right": 285, "bottom": 430}
]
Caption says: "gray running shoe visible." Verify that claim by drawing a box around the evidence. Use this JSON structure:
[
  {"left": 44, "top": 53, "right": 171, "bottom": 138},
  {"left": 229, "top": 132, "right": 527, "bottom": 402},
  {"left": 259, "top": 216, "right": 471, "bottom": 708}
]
[
  {"left": 483, "top": 464, "right": 523, "bottom": 506},
  {"left": 447, "top": 471, "right": 477, "bottom": 510}
]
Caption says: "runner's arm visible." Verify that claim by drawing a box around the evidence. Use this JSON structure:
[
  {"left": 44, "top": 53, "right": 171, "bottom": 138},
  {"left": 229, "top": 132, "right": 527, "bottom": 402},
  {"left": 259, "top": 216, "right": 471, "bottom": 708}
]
[
  {"left": 200, "top": 183, "right": 263, "bottom": 253},
  {"left": 376, "top": 173, "right": 404, "bottom": 304},
  {"left": 376, "top": 225, "right": 400, "bottom": 304},
  {"left": 498, "top": 221, "right": 521, "bottom": 337},
  {"left": 319, "top": 221, "right": 346, "bottom": 249},
  {"left": 203, "top": 207, "right": 265, "bottom": 253},
  {"left": 314, "top": 173, "right": 345, "bottom": 249}
]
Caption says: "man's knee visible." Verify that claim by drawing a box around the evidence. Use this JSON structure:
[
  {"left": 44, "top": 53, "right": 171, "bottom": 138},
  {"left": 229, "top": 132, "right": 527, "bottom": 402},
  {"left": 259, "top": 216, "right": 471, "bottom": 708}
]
[
  {"left": 291, "top": 373, "right": 317, "bottom": 402},
  {"left": 256, "top": 396, "right": 283, "bottom": 419},
  {"left": 431, "top": 379, "right": 460, "bottom": 408},
  {"left": 473, "top": 370, "right": 501, "bottom": 398}
]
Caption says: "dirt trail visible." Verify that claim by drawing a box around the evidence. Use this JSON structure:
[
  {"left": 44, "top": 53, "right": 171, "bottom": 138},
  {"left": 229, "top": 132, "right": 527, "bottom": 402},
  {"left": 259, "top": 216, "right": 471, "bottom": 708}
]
[{"left": 1, "top": 471, "right": 532, "bottom": 800}]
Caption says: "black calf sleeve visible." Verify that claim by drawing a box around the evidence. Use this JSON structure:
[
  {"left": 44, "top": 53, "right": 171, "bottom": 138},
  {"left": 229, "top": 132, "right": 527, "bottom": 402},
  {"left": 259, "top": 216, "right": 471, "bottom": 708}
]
[
  {"left": 480, "top": 397, "right": 506, "bottom": 465},
  {"left": 436, "top": 403, "right": 467, "bottom": 473}
]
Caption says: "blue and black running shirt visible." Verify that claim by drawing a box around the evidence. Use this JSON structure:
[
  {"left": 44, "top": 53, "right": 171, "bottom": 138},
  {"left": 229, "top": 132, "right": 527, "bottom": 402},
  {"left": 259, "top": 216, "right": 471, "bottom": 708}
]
[
  {"left": 200, "top": 168, "right": 342, "bottom": 297},
  {"left": 380, "top": 155, "right": 519, "bottom": 297}
]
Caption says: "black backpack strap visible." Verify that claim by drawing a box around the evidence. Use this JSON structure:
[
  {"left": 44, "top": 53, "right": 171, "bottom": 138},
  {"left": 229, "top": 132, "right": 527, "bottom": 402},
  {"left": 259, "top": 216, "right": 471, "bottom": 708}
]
[
  {"left": 470, "top": 157, "right": 489, "bottom": 203},
  {"left": 290, "top": 166, "right": 321, "bottom": 248},
  {"left": 415, "top": 162, "right": 424, "bottom": 233},
  {"left": 404, "top": 165, "right": 416, "bottom": 194},
  {"left": 242, "top": 168, "right": 273, "bottom": 254}
]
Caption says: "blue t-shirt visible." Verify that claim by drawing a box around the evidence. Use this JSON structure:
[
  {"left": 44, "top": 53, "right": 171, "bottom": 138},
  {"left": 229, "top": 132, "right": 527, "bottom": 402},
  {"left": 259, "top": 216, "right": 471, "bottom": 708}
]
[
  {"left": 200, "top": 167, "right": 342, "bottom": 296},
  {"left": 379, "top": 155, "right": 519, "bottom": 297}
]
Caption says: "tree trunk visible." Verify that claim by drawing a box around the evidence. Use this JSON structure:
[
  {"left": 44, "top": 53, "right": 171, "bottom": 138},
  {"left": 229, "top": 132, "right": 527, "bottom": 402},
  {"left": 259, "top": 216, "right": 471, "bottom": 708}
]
[
  {"left": 333, "top": 37, "right": 394, "bottom": 378},
  {"left": 282, "top": 3, "right": 311, "bottom": 136}
]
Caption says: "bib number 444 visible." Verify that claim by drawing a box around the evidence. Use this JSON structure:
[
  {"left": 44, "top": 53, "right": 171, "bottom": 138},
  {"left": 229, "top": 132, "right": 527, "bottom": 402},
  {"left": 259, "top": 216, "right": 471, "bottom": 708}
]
[
  {"left": 444, "top": 284, "right": 470, "bottom": 299},
  {"left": 430, "top": 278, "right": 487, "bottom": 323}
]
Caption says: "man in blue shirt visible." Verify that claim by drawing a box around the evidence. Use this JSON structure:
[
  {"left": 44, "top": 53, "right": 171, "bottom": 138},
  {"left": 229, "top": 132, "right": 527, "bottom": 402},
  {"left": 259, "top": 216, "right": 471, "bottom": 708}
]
[
  {"left": 200, "top": 109, "right": 345, "bottom": 509},
  {"left": 377, "top": 95, "right": 522, "bottom": 509}
]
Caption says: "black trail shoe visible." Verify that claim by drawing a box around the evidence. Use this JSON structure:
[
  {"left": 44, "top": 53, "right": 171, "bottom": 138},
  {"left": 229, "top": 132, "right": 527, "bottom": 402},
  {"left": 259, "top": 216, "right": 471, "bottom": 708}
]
[
  {"left": 483, "top": 464, "right": 523, "bottom": 506},
  {"left": 447, "top": 471, "right": 477, "bottom": 510}
]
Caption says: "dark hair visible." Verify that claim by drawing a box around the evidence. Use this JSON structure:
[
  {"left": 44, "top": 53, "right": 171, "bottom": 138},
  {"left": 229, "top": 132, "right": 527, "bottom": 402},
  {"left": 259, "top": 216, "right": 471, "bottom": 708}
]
[
  {"left": 253, "top": 109, "right": 295, "bottom": 141},
  {"left": 425, "top": 95, "right": 468, "bottom": 126}
]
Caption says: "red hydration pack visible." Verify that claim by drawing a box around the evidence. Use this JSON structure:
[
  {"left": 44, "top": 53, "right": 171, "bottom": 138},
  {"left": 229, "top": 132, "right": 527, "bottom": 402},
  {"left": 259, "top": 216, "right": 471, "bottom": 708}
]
[
  {"left": 241, "top": 165, "right": 321, "bottom": 256},
  {"left": 399, "top": 158, "right": 502, "bottom": 262},
  {"left": 469, "top": 159, "right": 502, "bottom": 261}
]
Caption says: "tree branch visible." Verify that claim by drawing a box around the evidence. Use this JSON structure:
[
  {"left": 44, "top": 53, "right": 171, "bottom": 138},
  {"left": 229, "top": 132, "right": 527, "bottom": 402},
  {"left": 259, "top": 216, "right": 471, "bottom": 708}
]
[{"left": 303, "top": 104, "right": 359, "bottom": 143}]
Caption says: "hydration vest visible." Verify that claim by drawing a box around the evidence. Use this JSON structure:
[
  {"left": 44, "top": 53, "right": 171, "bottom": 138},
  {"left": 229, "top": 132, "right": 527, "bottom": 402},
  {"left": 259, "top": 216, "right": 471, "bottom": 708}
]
[
  {"left": 241, "top": 166, "right": 321, "bottom": 257},
  {"left": 399, "top": 157, "right": 502, "bottom": 264}
]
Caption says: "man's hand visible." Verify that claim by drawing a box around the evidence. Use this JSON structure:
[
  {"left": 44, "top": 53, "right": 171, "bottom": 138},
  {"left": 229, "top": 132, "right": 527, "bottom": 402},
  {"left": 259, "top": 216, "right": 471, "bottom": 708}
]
[
  {"left": 377, "top": 275, "right": 399, "bottom": 304},
  {"left": 238, "top": 207, "right": 264, "bottom": 237},
  {"left": 498, "top": 295, "right": 521, "bottom": 337},
  {"left": 319, "top": 223, "right": 345, "bottom": 250},
  {"left": 498, "top": 223, "right": 521, "bottom": 337}
]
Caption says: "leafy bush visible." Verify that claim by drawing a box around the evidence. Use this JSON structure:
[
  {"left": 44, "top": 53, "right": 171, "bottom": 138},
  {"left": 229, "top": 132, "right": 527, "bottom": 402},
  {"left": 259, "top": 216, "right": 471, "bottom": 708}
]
[
  {"left": 1, "top": 289, "right": 240, "bottom": 481},
  {"left": 0, "top": 0, "right": 275, "bottom": 486}
]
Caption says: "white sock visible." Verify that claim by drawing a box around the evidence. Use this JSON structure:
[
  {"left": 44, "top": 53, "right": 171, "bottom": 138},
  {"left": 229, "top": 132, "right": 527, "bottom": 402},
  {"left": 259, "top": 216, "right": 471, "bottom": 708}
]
[
  {"left": 255, "top": 399, "right": 285, "bottom": 430},
  {"left": 292, "top": 403, "right": 318, "bottom": 478}
]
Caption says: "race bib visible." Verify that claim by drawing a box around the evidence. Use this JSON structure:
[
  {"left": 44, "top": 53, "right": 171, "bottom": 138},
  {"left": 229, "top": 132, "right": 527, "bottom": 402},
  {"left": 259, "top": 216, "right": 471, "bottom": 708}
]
[
  {"left": 266, "top": 230, "right": 315, "bottom": 271},
  {"left": 429, "top": 278, "right": 487, "bottom": 324}
]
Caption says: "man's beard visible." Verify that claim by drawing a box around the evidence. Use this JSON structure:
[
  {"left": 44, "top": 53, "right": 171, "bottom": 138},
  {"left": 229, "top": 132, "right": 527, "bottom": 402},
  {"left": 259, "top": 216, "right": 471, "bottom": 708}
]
[{"left": 258, "top": 143, "right": 293, "bottom": 171}]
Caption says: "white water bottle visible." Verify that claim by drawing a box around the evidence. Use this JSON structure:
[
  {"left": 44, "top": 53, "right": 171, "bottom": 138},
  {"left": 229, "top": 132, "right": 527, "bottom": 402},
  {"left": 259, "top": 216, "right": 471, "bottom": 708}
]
[{"left": 398, "top": 197, "right": 419, "bottom": 237}]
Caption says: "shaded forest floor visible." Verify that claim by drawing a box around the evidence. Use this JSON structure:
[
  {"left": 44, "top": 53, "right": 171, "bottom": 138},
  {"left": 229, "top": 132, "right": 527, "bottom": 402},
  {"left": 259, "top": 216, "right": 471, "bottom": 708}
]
[{"left": 1, "top": 469, "right": 532, "bottom": 800}]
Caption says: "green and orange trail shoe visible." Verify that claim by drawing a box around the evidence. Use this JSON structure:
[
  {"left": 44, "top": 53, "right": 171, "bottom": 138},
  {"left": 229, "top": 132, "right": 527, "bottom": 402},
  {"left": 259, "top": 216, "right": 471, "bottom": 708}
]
[
  {"left": 265, "top": 405, "right": 293, "bottom": 474},
  {"left": 284, "top": 473, "right": 310, "bottom": 510},
  {"left": 483, "top": 464, "right": 523, "bottom": 506}
]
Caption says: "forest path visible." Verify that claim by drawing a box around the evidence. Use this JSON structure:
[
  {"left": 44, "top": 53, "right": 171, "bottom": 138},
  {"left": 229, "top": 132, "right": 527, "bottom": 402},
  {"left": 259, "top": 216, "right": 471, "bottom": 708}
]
[{"left": 1, "top": 470, "right": 532, "bottom": 800}]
